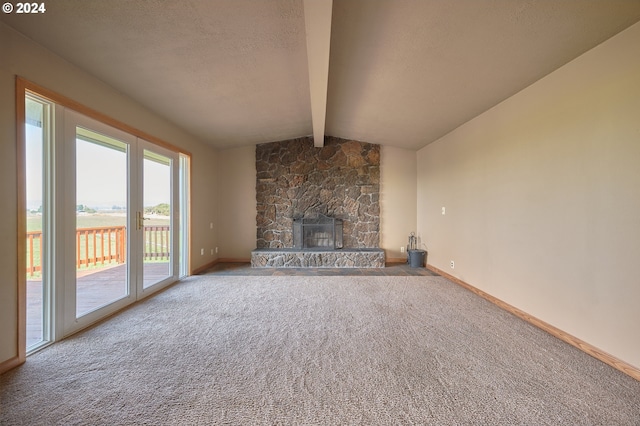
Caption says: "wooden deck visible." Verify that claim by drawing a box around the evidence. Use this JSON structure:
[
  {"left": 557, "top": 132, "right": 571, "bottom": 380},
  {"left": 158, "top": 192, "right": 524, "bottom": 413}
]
[{"left": 27, "top": 262, "right": 170, "bottom": 348}]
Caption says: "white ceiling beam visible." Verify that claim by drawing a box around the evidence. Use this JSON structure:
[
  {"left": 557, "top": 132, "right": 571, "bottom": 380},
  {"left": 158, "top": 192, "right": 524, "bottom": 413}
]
[{"left": 303, "top": 0, "right": 333, "bottom": 147}]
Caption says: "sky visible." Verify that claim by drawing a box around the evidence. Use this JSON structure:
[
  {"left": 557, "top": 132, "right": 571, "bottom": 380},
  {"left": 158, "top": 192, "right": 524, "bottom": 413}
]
[
  {"left": 25, "top": 124, "right": 43, "bottom": 210},
  {"left": 26, "top": 124, "right": 171, "bottom": 211}
]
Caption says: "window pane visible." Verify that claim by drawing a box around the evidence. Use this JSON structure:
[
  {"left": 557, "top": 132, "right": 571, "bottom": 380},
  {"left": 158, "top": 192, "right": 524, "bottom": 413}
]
[
  {"left": 25, "top": 97, "right": 46, "bottom": 349},
  {"left": 143, "top": 150, "right": 172, "bottom": 288},
  {"left": 75, "top": 130, "right": 129, "bottom": 317}
]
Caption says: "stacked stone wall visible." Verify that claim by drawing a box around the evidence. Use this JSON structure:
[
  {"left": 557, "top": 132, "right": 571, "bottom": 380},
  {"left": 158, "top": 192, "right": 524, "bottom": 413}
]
[{"left": 256, "top": 137, "right": 380, "bottom": 249}]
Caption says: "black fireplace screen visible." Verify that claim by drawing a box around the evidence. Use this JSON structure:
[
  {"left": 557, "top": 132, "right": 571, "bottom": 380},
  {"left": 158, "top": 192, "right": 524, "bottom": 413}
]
[{"left": 293, "top": 215, "right": 343, "bottom": 250}]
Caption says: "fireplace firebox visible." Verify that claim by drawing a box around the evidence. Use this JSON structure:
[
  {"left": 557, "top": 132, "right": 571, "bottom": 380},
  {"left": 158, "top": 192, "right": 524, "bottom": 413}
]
[{"left": 293, "top": 215, "right": 343, "bottom": 250}]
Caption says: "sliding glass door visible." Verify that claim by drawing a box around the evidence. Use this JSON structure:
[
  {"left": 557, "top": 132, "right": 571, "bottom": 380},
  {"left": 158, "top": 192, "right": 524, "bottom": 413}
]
[
  {"left": 138, "top": 142, "right": 179, "bottom": 293},
  {"left": 63, "top": 111, "right": 178, "bottom": 334},
  {"left": 74, "top": 126, "right": 131, "bottom": 318},
  {"left": 20, "top": 83, "right": 189, "bottom": 357},
  {"left": 64, "top": 111, "right": 136, "bottom": 332}
]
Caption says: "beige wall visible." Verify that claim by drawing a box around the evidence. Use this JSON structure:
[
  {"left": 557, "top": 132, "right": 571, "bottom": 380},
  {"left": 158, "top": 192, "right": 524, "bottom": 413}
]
[
  {"left": 217, "top": 146, "right": 257, "bottom": 259},
  {"left": 190, "top": 149, "right": 220, "bottom": 271},
  {"left": 215, "top": 144, "right": 418, "bottom": 261},
  {"left": 380, "top": 145, "right": 417, "bottom": 259},
  {"left": 0, "top": 24, "right": 18, "bottom": 366},
  {"left": 0, "top": 23, "right": 218, "bottom": 366},
  {"left": 212, "top": 146, "right": 416, "bottom": 259},
  {"left": 417, "top": 22, "right": 640, "bottom": 368}
]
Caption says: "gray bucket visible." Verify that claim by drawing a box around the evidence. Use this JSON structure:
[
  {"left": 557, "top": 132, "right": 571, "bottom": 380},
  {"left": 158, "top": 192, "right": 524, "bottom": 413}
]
[{"left": 408, "top": 249, "right": 426, "bottom": 268}]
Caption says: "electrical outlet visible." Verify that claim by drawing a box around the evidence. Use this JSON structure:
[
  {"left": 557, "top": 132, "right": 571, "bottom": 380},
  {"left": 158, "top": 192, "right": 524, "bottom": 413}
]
[
  {"left": 215, "top": 247, "right": 219, "bottom": 254},
  {"left": 200, "top": 248, "right": 204, "bottom": 256},
  {"left": 210, "top": 222, "right": 213, "bottom": 229},
  {"left": 400, "top": 246, "right": 405, "bottom": 253},
  {"left": 450, "top": 260, "right": 455, "bottom": 269},
  {"left": 442, "top": 207, "right": 446, "bottom": 215}
]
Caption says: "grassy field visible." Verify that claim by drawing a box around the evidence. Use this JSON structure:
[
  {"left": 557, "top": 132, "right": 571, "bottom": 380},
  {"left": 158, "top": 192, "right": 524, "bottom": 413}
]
[{"left": 27, "top": 213, "right": 169, "bottom": 232}]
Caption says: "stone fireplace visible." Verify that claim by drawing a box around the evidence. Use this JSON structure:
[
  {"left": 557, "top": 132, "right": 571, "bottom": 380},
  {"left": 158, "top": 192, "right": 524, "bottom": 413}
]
[{"left": 251, "top": 136, "right": 385, "bottom": 268}]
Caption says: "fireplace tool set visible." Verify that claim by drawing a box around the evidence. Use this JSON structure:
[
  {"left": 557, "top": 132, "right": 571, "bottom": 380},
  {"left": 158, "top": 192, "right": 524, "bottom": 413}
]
[{"left": 407, "top": 232, "right": 417, "bottom": 253}]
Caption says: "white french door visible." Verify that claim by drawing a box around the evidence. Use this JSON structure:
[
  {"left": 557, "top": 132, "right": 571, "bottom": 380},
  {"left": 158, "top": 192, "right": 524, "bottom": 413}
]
[
  {"left": 137, "top": 140, "right": 179, "bottom": 295},
  {"left": 62, "top": 110, "right": 178, "bottom": 335}
]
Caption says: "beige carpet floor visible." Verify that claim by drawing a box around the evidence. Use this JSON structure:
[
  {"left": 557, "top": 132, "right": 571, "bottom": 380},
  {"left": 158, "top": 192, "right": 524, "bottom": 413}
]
[{"left": 1, "top": 275, "right": 639, "bottom": 425}]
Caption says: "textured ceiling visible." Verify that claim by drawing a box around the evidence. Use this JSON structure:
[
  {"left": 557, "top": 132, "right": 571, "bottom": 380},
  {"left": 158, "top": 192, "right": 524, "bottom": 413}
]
[{"left": 2, "top": 0, "right": 640, "bottom": 150}]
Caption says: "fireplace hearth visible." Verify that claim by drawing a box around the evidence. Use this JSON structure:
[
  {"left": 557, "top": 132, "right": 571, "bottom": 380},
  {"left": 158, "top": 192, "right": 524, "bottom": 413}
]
[{"left": 251, "top": 248, "right": 385, "bottom": 268}]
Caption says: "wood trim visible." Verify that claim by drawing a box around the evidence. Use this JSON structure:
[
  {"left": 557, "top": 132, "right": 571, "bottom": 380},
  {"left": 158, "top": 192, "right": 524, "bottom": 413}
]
[
  {"left": 426, "top": 264, "right": 640, "bottom": 382},
  {"left": 15, "top": 76, "right": 27, "bottom": 367},
  {"left": 185, "top": 155, "right": 192, "bottom": 278},
  {"left": 191, "top": 258, "right": 251, "bottom": 275},
  {"left": 17, "top": 77, "right": 192, "bottom": 157},
  {"left": 386, "top": 257, "right": 407, "bottom": 264},
  {"left": 0, "top": 356, "right": 24, "bottom": 375},
  {"left": 191, "top": 259, "right": 220, "bottom": 275}
]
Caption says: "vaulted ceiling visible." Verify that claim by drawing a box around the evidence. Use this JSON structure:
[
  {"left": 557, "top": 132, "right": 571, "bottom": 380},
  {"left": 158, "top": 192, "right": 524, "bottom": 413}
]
[{"left": 3, "top": 0, "right": 640, "bottom": 150}]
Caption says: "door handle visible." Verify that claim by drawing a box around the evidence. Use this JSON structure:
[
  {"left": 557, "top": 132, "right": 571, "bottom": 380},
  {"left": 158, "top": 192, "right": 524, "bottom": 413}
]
[{"left": 137, "top": 211, "right": 149, "bottom": 230}]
